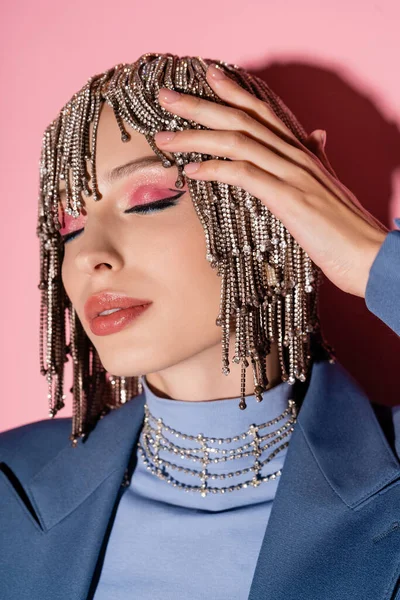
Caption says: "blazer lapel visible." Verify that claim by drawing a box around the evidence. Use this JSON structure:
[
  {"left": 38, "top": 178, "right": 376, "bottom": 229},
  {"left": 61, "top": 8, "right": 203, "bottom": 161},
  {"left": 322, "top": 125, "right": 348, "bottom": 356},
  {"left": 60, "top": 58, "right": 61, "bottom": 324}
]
[
  {"left": 27, "top": 392, "right": 146, "bottom": 532},
  {"left": 0, "top": 391, "right": 147, "bottom": 600},
  {"left": 248, "top": 359, "right": 400, "bottom": 600}
]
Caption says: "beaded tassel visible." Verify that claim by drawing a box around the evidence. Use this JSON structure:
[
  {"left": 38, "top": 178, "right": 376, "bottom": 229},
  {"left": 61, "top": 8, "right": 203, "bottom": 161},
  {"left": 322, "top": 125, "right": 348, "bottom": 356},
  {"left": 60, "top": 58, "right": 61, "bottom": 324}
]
[{"left": 36, "top": 52, "right": 335, "bottom": 447}]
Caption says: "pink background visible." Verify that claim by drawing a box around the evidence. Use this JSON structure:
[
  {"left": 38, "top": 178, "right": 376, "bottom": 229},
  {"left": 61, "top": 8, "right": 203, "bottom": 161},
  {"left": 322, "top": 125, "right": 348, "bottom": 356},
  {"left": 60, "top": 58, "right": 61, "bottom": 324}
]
[{"left": 1, "top": 1, "right": 399, "bottom": 433}]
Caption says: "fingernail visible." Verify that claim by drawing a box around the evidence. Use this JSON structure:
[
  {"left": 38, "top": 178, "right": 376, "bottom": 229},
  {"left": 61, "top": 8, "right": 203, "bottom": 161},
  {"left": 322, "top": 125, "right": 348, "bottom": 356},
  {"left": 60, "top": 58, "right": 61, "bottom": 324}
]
[
  {"left": 320, "top": 130, "right": 327, "bottom": 148},
  {"left": 208, "top": 64, "right": 227, "bottom": 80},
  {"left": 159, "top": 88, "right": 181, "bottom": 103},
  {"left": 183, "top": 162, "right": 200, "bottom": 174},
  {"left": 155, "top": 131, "right": 176, "bottom": 144}
]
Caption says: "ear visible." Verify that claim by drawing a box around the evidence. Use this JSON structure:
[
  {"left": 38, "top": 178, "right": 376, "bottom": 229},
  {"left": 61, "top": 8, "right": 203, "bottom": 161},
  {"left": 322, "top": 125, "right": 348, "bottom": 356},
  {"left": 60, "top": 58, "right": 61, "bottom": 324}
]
[{"left": 304, "top": 129, "right": 338, "bottom": 178}]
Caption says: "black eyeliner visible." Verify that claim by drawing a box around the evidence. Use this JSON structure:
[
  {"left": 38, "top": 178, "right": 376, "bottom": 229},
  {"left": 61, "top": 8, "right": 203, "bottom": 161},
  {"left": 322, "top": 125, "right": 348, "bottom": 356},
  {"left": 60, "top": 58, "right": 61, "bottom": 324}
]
[
  {"left": 61, "top": 190, "right": 185, "bottom": 242},
  {"left": 124, "top": 190, "right": 185, "bottom": 214}
]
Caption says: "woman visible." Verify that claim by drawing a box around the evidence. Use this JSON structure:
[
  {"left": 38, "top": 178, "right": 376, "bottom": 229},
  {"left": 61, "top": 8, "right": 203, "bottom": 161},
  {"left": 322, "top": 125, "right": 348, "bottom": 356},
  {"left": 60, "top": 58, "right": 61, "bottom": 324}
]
[{"left": 0, "top": 52, "right": 399, "bottom": 600}]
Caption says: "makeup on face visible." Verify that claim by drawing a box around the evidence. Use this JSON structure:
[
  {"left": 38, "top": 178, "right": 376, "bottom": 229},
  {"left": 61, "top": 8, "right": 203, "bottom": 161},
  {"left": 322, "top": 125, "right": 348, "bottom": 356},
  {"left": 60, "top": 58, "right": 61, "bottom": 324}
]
[{"left": 58, "top": 168, "right": 186, "bottom": 243}]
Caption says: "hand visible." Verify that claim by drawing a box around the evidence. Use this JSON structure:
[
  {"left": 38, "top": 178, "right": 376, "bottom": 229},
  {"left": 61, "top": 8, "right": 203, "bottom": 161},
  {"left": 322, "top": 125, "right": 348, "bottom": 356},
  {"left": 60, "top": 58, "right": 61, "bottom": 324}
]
[{"left": 154, "top": 64, "right": 389, "bottom": 299}]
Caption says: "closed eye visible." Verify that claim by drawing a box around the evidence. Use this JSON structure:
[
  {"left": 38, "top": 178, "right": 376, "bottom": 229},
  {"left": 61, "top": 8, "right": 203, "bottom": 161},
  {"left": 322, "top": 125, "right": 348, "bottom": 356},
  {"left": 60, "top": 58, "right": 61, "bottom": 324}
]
[{"left": 61, "top": 190, "right": 185, "bottom": 244}]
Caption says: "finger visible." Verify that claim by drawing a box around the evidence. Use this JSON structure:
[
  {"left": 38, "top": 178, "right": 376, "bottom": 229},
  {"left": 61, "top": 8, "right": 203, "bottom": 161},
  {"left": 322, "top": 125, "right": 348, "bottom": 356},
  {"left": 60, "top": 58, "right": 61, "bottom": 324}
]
[
  {"left": 159, "top": 84, "right": 309, "bottom": 165},
  {"left": 181, "top": 158, "right": 306, "bottom": 230},
  {"left": 205, "top": 70, "right": 390, "bottom": 232},
  {"left": 155, "top": 128, "right": 372, "bottom": 224},
  {"left": 304, "top": 130, "right": 387, "bottom": 232},
  {"left": 205, "top": 69, "right": 365, "bottom": 208},
  {"left": 205, "top": 64, "right": 306, "bottom": 150},
  {"left": 158, "top": 86, "right": 361, "bottom": 215},
  {"left": 155, "top": 129, "right": 317, "bottom": 193},
  {"left": 305, "top": 130, "right": 339, "bottom": 179}
]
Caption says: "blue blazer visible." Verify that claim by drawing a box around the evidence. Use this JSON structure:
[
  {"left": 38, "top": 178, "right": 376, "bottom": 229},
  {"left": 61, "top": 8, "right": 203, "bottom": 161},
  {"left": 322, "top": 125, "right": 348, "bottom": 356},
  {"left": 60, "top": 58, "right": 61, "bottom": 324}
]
[{"left": 1, "top": 228, "right": 400, "bottom": 600}]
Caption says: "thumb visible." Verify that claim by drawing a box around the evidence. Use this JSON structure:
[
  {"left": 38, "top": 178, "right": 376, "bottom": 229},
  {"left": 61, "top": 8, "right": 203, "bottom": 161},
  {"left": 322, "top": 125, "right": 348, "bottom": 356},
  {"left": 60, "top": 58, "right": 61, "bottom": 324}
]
[{"left": 305, "top": 129, "right": 338, "bottom": 178}]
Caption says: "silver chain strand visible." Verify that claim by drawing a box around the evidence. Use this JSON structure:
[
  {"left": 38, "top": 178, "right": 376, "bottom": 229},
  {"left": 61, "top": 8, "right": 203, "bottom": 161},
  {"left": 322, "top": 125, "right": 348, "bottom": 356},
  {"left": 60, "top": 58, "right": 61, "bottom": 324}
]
[
  {"left": 136, "top": 399, "right": 298, "bottom": 497},
  {"left": 36, "top": 52, "right": 336, "bottom": 447}
]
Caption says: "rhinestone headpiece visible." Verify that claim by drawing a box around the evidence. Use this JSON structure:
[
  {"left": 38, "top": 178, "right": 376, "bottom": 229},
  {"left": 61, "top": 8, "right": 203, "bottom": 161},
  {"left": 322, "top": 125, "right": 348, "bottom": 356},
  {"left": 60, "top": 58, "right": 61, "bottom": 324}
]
[{"left": 36, "top": 52, "right": 335, "bottom": 447}]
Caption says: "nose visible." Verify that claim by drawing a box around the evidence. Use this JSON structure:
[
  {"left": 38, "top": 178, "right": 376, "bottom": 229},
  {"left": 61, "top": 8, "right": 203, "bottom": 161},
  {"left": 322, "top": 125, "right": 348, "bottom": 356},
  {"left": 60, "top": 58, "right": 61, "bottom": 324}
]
[
  {"left": 73, "top": 229, "right": 124, "bottom": 276},
  {"left": 76, "top": 253, "right": 122, "bottom": 275}
]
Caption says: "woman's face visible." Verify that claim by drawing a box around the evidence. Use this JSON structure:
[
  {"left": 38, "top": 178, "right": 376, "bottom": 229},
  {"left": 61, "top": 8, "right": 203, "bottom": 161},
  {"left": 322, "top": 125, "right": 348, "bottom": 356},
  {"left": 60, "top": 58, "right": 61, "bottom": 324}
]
[{"left": 60, "top": 102, "right": 223, "bottom": 378}]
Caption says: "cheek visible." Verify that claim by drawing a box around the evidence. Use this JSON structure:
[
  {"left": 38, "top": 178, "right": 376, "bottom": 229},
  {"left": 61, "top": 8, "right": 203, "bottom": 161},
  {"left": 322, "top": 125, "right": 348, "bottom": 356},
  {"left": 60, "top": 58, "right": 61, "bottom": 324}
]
[
  {"left": 61, "top": 258, "right": 87, "bottom": 328},
  {"left": 61, "top": 255, "right": 77, "bottom": 304},
  {"left": 153, "top": 215, "right": 221, "bottom": 321}
]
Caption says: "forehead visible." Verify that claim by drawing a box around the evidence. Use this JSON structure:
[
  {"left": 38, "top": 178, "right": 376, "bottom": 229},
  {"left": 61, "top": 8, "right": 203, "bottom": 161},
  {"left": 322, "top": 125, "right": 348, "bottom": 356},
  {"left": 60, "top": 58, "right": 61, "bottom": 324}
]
[
  {"left": 92, "top": 103, "right": 154, "bottom": 176},
  {"left": 58, "top": 102, "right": 175, "bottom": 199}
]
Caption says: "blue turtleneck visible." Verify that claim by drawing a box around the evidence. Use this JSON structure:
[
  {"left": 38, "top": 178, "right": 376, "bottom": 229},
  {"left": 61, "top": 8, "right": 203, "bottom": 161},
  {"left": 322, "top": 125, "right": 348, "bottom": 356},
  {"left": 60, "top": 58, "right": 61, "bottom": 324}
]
[{"left": 93, "top": 375, "right": 297, "bottom": 599}]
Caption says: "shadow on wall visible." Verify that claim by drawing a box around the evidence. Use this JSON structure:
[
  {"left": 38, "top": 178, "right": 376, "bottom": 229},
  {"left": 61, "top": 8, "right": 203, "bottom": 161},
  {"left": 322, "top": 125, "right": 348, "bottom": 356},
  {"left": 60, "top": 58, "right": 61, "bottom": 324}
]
[{"left": 250, "top": 61, "right": 400, "bottom": 407}]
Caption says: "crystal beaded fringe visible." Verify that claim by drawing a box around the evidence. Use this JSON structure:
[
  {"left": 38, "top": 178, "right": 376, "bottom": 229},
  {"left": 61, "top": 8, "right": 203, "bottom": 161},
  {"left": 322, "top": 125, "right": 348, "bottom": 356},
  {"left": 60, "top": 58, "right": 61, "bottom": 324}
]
[
  {"left": 36, "top": 52, "right": 337, "bottom": 446},
  {"left": 137, "top": 399, "right": 298, "bottom": 497}
]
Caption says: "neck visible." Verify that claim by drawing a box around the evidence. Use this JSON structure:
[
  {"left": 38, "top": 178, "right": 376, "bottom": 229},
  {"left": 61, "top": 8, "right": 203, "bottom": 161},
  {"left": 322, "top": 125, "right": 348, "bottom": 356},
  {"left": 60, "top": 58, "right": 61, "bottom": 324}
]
[{"left": 144, "top": 331, "right": 282, "bottom": 403}]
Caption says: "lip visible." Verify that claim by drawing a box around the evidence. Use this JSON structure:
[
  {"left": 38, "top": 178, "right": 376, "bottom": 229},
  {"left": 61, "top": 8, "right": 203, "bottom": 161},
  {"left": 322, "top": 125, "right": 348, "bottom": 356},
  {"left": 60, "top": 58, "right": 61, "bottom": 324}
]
[{"left": 84, "top": 292, "right": 152, "bottom": 336}]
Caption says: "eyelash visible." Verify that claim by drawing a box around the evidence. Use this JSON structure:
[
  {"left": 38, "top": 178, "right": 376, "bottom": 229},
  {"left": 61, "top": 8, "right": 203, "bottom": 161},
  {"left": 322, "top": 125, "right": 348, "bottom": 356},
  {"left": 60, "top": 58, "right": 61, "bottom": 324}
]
[{"left": 61, "top": 191, "right": 184, "bottom": 244}]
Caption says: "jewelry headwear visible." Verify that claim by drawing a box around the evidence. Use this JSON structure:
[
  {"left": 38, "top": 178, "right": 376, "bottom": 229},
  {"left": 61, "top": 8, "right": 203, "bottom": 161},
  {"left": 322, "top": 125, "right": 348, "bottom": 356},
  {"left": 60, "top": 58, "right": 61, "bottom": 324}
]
[{"left": 36, "top": 52, "right": 335, "bottom": 447}]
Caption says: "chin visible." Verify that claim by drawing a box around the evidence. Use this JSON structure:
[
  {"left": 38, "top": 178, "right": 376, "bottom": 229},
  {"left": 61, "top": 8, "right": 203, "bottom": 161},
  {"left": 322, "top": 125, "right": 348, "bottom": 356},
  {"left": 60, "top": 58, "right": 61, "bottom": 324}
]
[
  {"left": 95, "top": 347, "right": 171, "bottom": 379},
  {"left": 97, "top": 356, "right": 148, "bottom": 378}
]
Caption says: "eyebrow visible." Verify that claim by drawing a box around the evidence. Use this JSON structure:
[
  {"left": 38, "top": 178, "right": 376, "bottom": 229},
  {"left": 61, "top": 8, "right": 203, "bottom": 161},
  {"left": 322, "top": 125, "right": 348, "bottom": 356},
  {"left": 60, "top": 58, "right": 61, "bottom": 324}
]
[
  {"left": 107, "top": 155, "right": 164, "bottom": 183},
  {"left": 58, "top": 155, "right": 164, "bottom": 199}
]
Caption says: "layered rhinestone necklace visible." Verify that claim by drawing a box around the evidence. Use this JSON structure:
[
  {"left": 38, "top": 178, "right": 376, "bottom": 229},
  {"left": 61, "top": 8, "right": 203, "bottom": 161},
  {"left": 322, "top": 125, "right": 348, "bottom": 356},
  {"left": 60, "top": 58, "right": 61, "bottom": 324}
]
[{"left": 137, "top": 399, "right": 298, "bottom": 498}]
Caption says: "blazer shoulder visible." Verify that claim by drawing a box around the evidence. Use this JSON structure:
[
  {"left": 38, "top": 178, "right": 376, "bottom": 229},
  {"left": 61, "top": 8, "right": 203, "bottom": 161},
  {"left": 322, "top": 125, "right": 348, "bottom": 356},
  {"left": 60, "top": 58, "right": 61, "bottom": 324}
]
[
  {"left": 0, "top": 417, "right": 72, "bottom": 482},
  {"left": 365, "top": 226, "right": 400, "bottom": 336}
]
